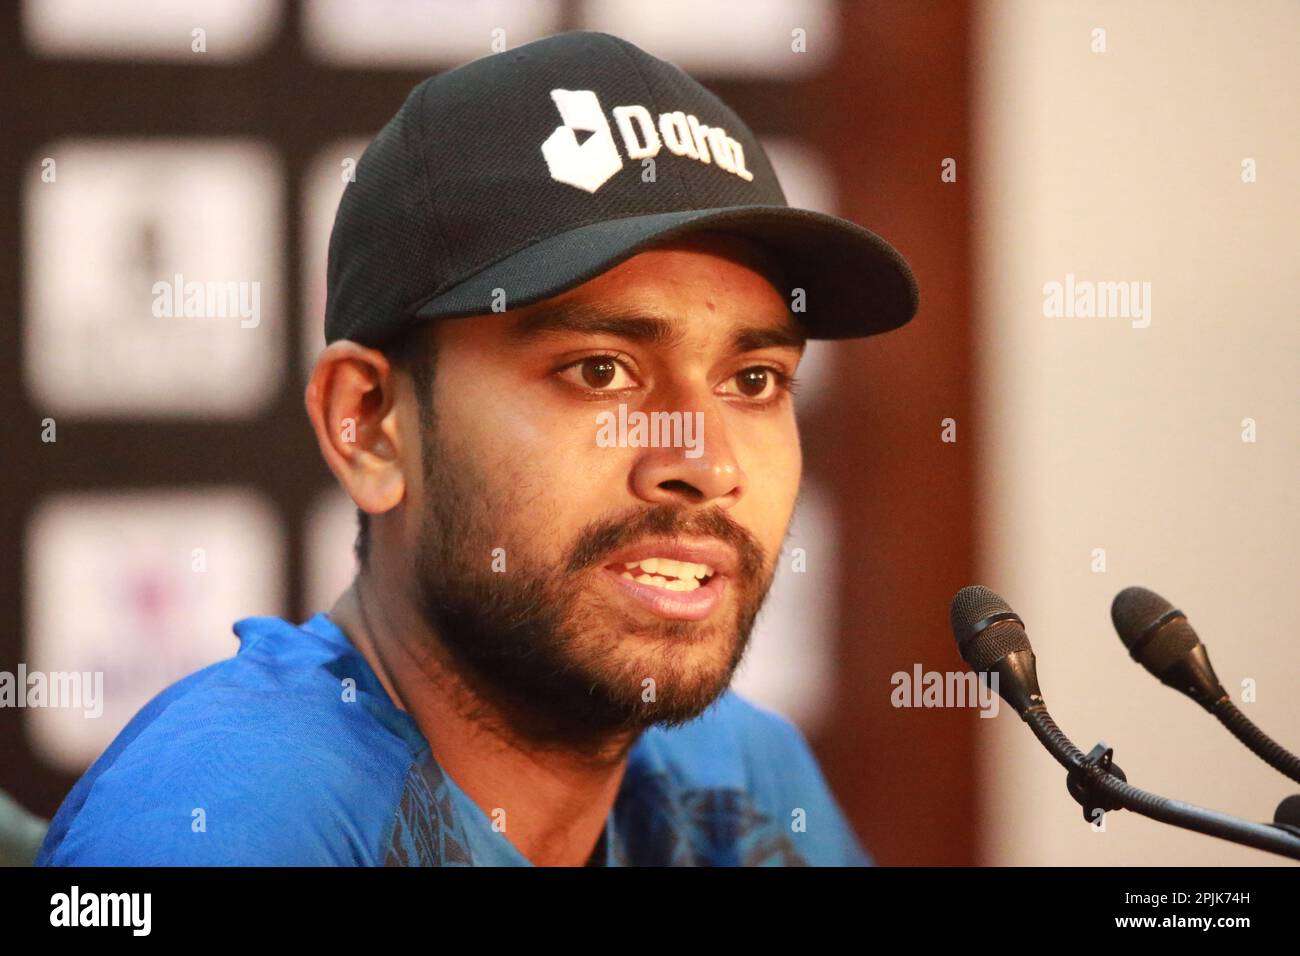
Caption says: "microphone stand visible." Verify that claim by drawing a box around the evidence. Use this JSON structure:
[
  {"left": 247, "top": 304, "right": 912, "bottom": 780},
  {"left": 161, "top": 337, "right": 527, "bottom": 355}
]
[{"left": 1022, "top": 706, "right": 1300, "bottom": 861}]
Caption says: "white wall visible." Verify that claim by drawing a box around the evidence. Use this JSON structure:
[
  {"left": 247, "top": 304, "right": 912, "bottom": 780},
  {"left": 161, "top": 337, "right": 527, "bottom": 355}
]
[{"left": 974, "top": 0, "right": 1300, "bottom": 864}]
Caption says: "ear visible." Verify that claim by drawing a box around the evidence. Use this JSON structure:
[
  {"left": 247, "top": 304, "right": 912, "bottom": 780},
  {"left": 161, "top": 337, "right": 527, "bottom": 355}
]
[{"left": 304, "top": 340, "right": 409, "bottom": 520}]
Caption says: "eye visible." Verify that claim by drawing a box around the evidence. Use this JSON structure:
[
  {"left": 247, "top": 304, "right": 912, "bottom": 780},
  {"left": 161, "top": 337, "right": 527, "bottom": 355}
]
[
  {"left": 719, "top": 365, "right": 796, "bottom": 403},
  {"left": 556, "top": 354, "right": 638, "bottom": 391}
]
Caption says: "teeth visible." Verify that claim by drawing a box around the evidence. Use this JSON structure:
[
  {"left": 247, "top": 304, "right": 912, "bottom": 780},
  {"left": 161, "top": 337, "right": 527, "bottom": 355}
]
[
  {"left": 630, "top": 573, "right": 702, "bottom": 593},
  {"left": 619, "top": 557, "right": 714, "bottom": 580},
  {"left": 658, "top": 558, "right": 687, "bottom": 579}
]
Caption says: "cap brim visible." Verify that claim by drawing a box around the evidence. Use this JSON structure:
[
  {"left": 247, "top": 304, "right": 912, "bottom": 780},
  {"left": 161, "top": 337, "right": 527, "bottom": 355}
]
[{"left": 409, "top": 205, "right": 917, "bottom": 340}]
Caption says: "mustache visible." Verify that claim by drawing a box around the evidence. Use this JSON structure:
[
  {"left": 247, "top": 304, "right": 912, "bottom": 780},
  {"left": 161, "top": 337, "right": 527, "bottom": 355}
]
[{"left": 564, "top": 504, "right": 765, "bottom": 580}]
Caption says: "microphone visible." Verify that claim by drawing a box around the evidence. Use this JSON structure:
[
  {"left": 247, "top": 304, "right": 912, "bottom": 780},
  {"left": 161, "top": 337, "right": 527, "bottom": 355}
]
[
  {"left": 1111, "top": 586, "right": 1300, "bottom": 784},
  {"left": 950, "top": 585, "right": 1300, "bottom": 860},
  {"left": 1274, "top": 795, "right": 1300, "bottom": 838},
  {"left": 949, "top": 584, "right": 1044, "bottom": 716}
]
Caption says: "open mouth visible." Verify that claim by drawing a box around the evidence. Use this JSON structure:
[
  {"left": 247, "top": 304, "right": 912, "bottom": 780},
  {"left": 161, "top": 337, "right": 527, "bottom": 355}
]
[
  {"left": 599, "top": 554, "right": 726, "bottom": 622},
  {"left": 608, "top": 557, "right": 716, "bottom": 593}
]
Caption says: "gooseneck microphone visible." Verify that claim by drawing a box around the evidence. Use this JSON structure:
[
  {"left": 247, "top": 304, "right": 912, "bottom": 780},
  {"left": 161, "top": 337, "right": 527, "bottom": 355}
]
[
  {"left": 950, "top": 585, "right": 1300, "bottom": 860},
  {"left": 1111, "top": 586, "right": 1300, "bottom": 785},
  {"left": 950, "top": 586, "right": 1044, "bottom": 716}
]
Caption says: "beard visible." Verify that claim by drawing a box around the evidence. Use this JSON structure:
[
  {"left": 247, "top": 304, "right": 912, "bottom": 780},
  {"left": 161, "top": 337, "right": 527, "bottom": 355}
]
[{"left": 410, "top": 421, "right": 776, "bottom": 753}]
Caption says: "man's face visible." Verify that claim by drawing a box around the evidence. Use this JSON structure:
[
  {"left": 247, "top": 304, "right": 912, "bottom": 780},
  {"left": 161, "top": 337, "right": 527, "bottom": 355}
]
[{"left": 400, "top": 234, "right": 805, "bottom": 746}]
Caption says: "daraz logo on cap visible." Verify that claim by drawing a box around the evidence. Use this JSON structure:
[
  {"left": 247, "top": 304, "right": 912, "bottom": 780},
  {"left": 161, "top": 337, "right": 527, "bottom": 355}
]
[{"left": 541, "top": 89, "right": 755, "bottom": 193}]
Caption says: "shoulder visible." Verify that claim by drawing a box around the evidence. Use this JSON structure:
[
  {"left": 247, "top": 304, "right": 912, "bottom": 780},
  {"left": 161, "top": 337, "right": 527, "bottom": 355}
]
[{"left": 38, "top": 615, "right": 417, "bottom": 866}]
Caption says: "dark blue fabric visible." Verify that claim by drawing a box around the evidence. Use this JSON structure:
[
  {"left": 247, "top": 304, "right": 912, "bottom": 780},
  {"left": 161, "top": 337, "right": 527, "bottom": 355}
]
[{"left": 36, "top": 613, "right": 871, "bottom": 866}]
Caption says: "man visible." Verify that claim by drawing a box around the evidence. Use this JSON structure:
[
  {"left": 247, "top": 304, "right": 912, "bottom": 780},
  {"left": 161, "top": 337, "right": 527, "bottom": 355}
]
[{"left": 37, "top": 31, "right": 916, "bottom": 866}]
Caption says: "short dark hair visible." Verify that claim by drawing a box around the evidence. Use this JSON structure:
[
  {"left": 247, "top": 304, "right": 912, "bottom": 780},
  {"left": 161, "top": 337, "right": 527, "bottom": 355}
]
[{"left": 354, "top": 322, "right": 438, "bottom": 569}]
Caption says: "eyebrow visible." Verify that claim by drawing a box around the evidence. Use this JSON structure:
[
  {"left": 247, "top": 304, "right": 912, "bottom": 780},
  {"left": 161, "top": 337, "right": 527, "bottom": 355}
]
[{"left": 511, "top": 302, "right": 807, "bottom": 355}]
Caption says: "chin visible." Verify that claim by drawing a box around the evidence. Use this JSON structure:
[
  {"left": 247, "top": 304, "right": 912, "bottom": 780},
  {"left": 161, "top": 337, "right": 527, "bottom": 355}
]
[{"left": 582, "top": 632, "right": 744, "bottom": 720}]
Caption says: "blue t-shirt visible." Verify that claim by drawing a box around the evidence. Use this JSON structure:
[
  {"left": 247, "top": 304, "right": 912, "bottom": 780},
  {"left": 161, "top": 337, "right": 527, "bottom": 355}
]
[{"left": 36, "top": 613, "right": 871, "bottom": 866}]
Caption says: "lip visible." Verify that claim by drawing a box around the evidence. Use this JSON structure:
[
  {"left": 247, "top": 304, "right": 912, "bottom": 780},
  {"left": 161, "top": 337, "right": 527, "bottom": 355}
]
[
  {"left": 598, "top": 537, "right": 738, "bottom": 622},
  {"left": 600, "top": 565, "right": 727, "bottom": 621},
  {"left": 600, "top": 537, "right": 739, "bottom": 578}
]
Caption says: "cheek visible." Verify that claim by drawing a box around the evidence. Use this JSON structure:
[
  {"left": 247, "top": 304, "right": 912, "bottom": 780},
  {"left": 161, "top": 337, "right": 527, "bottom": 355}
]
[
  {"left": 738, "top": 417, "right": 803, "bottom": 548},
  {"left": 436, "top": 378, "right": 626, "bottom": 547},
  {"left": 434, "top": 359, "right": 553, "bottom": 478},
  {"left": 523, "top": 420, "right": 636, "bottom": 535}
]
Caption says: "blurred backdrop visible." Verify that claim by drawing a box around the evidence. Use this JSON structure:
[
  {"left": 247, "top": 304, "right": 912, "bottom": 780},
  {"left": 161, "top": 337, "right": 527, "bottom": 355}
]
[{"left": 1, "top": 0, "right": 1294, "bottom": 866}]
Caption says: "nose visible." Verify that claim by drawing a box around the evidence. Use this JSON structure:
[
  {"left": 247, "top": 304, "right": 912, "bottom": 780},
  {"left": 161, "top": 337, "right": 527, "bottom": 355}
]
[{"left": 627, "top": 400, "right": 745, "bottom": 508}]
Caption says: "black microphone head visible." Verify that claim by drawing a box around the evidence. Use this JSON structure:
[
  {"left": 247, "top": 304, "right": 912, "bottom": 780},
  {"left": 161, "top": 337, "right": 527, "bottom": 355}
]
[
  {"left": 1112, "top": 586, "right": 1176, "bottom": 648},
  {"left": 950, "top": 585, "right": 1031, "bottom": 671},
  {"left": 949, "top": 585, "right": 1044, "bottom": 715},
  {"left": 1111, "top": 585, "right": 1225, "bottom": 709},
  {"left": 1111, "top": 586, "right": 1198, "bottom": 672}
]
